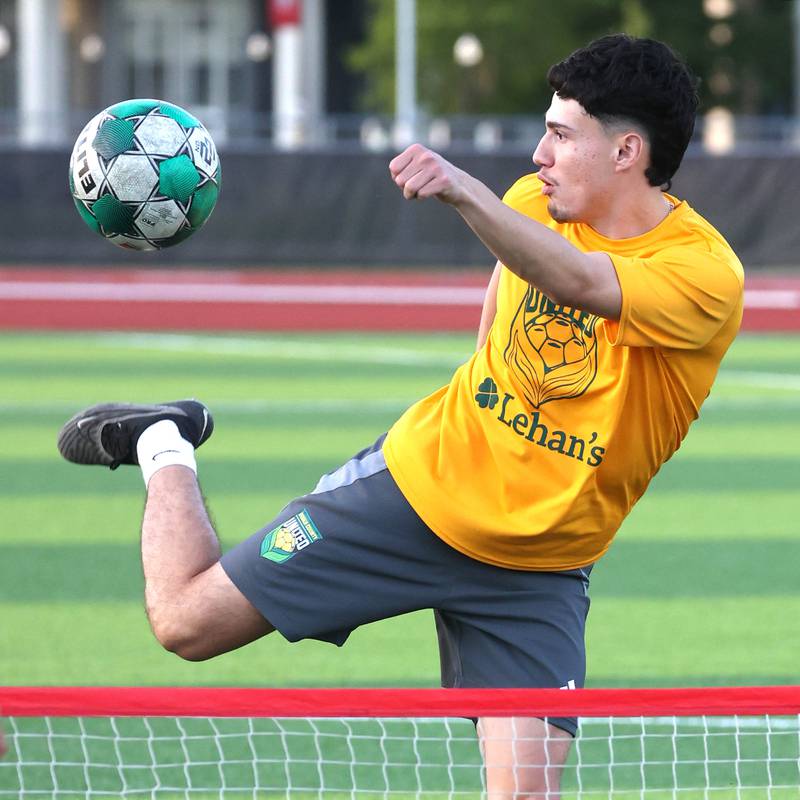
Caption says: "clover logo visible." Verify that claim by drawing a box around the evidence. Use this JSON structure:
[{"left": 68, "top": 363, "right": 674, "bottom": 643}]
[{"left": 475, "top": 377, "right": 499, "bottom": 409}]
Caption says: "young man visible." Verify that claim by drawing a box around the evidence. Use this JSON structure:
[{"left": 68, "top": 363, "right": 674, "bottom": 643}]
[{"left": 59, "top": 35, "right": 743, "bottom": 798}]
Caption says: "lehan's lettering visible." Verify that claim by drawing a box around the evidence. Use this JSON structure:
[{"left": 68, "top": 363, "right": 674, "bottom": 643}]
[{"left": 496, "top": 392, "right": 606, "bottom": 466}]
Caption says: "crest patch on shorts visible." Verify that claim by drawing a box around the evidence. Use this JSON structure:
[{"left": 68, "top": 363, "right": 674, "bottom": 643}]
[{"left": 260, "top": 509, "right": 323, "bottom": 564}]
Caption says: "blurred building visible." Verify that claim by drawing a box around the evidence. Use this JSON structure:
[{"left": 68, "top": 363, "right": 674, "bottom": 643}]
[
  {"left": 0, "top": 0, "right": 798, "bottom": 155},
  {"left": 0, "top": 0, "right": 366, "bottom": 148}
]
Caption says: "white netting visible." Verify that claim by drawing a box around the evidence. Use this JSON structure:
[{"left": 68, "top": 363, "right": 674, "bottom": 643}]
[{"left": 2, "top": 714, "right": 799, "bottom": 798}]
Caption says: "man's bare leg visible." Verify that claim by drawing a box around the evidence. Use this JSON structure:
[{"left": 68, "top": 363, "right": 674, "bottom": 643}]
[
  {"left": 141, "top": 465, "right": 272, "bottom": 661},
  {"left": 478, "top": 716, "right": 573, "bottom": 800},
  {"left": 56, "top": 403, "right": 272, "bottom": 660}
]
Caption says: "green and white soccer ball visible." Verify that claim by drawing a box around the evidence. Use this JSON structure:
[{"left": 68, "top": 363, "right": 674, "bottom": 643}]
[{"left": 69, "top": 98, "right": 221, "bottom": 250}]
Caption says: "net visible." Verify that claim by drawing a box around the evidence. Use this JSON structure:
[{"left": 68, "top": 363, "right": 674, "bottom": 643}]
[{"left": 1, "top": 687, "right": 799, "bottom": 798}]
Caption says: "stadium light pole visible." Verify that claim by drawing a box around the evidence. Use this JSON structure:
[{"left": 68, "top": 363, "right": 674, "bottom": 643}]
[
  {"left": 17, "top": 0, "right": 66, "bottom": 147},
  {"left": 394, "top": 0, "right": 417, "bottom": 146},
  {"left": 270, "top": 0, "right": 304, "bottom": 150},
  {"left": 302, "top": 0, "right": 326, "bottom": 147},
  {"left": 794, "top": 0, "right": 800, "bottom": 121}
]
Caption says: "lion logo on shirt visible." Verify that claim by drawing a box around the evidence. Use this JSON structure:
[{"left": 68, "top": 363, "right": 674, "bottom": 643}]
[{"left": 503, "top": 287, "right": 599, "bottom": 407}]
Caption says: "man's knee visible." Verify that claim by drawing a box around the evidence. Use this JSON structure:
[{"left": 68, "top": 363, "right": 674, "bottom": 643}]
[
  {"left": 147, "top": 605, "right": 219, "bottom": 661},
  {"left": 146, "top": 564, "right": 275, "bottom": 661}
]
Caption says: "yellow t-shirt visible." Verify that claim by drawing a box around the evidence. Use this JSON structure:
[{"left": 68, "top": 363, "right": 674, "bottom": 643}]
[{"left": 383, "top": 173, "right": 744, "bottom": 571}]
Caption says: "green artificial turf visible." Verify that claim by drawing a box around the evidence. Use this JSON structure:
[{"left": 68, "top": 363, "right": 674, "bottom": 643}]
[{"left": 1, "top": 331, "right": 798, "bottom": 797}]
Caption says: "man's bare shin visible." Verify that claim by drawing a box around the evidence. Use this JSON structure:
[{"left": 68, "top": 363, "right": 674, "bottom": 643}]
[{"left": 141, "top": 465, "right": 272, "bottom": 659}]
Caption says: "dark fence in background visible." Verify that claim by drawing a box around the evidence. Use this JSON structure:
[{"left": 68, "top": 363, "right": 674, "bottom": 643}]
[{"left": 0, "top": 149, "right": 796, "bottom": 269}]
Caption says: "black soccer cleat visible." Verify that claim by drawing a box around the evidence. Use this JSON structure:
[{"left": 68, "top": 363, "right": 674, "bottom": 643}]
[{"left": 57, "top": 400, "right": 213, "bottom": 470}]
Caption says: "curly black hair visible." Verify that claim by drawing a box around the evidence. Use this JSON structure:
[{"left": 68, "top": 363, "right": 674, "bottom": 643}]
[{"left": 547, "top": 34, "right": 699, "bottom": 189}]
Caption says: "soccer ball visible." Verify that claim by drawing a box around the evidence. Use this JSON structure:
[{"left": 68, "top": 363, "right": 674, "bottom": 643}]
[
  {"left": 69, "top": 98, "right": 221, "bottom": 250},
  {"left": 525, "top": 312, "right": 588, "bottom": 372}
]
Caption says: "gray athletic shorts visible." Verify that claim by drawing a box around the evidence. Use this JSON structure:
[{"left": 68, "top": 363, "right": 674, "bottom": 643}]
[{"left": 220, "top": 434, "right": 592, "bottom": 735}]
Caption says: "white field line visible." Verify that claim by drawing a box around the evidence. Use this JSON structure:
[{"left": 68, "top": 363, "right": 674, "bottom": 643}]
[
  {"left": 0, "top": 398, "right": 412, "bottom": 415},
  {"left": 4, "top": 395, "right": 800, "bottom": 415},
  {"left": 716, "top": 370, "right": 800, "bottom": 391},
  {"left": 0, "top": 280, "right": 486, "bottom": 306},
  {"left": 0, "top": 280, "right": 797, "bottom": 310},
  {"left": 702, "top": 395, "right": 800, "bottom": 409},
  {"left": 96, "top": 332, "right": 468, "bottom": 367},
  {"left": 97, "top": 333, "right": 800, "bottom": 391},
  {"left": 3, "top": 336, "right": 798, "bottom": 416},
  {"left": 742, "top": 289, "right": 800, "bottom": 309}
]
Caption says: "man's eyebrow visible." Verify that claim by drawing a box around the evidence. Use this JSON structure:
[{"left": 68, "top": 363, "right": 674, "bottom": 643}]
[{"left": 545, "top": 120, "right": 575, "bottom": 132}]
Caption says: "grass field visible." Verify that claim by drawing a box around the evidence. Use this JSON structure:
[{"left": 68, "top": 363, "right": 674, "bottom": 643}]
[{"left": 1, "top": 330, "right": 799, "bottom": 797}]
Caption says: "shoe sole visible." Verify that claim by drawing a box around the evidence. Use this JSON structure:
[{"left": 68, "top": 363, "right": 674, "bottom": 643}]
[{"left": 57, "top": 402, "right": 210, "bottom": 467}]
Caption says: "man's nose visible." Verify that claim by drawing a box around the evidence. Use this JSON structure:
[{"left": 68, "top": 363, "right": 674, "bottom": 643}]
[{"left": 532, "top": 136, "right": 550, "bottom": 168}]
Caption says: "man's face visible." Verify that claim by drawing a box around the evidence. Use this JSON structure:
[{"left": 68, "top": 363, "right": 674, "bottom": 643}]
[{"left": 532, "top": 94, "right": 621, "bottom": 224}]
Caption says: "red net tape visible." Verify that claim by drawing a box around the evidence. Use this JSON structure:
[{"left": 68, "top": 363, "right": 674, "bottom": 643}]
[{"left": 2, "top": 686, "right": 800, "bottom": 718}]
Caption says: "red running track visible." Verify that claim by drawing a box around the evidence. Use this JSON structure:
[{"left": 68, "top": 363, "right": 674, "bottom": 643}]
[{"left": 0, "top": 268, "right": 798, "bottom": 332}]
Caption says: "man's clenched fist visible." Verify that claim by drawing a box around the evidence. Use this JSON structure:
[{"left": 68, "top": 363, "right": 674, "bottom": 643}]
[{"left": 389, "top": 144, "right": 467, "bottom": 204}]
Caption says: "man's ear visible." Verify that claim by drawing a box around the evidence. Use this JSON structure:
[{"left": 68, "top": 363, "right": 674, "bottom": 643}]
[{"left": 614, "top": 131, "right": 645, "bottom": 173}]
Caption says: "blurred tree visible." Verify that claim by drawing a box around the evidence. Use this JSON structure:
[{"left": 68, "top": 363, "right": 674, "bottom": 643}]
[
  {"left": 643, "top": 0, "right": 792, "bottom": 114},
  {"left": 347, "top": 0, "right": 792, "bottom": 116}
]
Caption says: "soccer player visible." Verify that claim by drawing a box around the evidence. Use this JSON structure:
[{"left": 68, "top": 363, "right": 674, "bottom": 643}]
[{"left": 58, "top": 35, "right": 743, "bottom": 798}]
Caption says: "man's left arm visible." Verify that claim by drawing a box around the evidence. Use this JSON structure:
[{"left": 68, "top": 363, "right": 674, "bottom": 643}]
[
  {"left": 389, "top": 144, "right": 622, "bottom": 320},
  {"left": 476, "top": 261, "right": 502, "bottom": 350}
]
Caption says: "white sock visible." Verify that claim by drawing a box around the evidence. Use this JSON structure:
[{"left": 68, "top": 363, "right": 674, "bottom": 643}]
[{"left": 136, "top": 419, "right": 197, "bottom": 489}]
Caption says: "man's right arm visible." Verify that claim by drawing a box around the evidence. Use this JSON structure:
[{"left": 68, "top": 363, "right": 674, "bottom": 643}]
[
  {"left": 476, "top": 261, "right": 502, "bottom": 350},
  {"left": 390, "top": 145, "right": 621, "bottom": 320}
]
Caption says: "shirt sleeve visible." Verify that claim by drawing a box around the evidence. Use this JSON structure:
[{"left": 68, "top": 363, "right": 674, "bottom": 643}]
[{"left": 604, "top": 248, "right": 743, "bottom": 349}]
